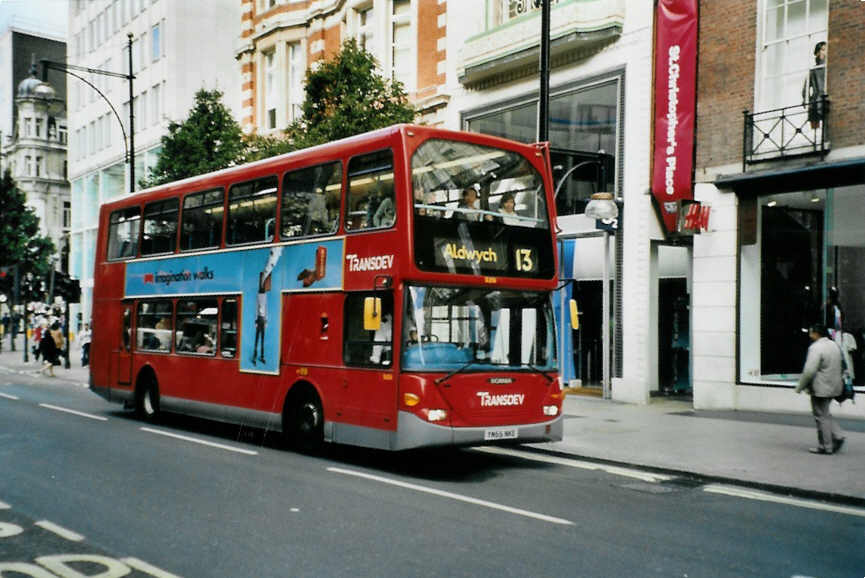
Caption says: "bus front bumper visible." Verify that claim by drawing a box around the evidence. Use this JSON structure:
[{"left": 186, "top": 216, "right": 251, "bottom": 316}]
[{"left": 394, "top": 410, "right": 563, "bottom": 451}]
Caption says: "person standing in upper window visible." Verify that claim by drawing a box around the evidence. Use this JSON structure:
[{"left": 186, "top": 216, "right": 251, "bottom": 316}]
[{"left": 803, "top": 41, "right": 827, "bottom": 130}]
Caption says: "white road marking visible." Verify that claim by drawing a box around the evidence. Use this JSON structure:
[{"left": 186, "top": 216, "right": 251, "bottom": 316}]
[
  {"left": 328, "top": 466, "right": 574, "bottom": 526},
  {"left": 0, "top": 392, "right": 18, "bottom": 400},
  {"left": 39, "top": 403, "right": 108, "bottom": 421},
  {"left": 704, "top": 484, "right": 865, "bottom": 518},
  {"left": 475, "top": 446, "right": 673, "bottom": 483},
  {"left": 0, "top": 500, "right": 10, "bottom": 509},
  {"left": 0, "top": 522, "right": 24, "bottom": 538},
  {"left": 122, "top": 557, "right": 183, "bottom": 578},
  {"left": 140, "top": 427, "right": 259, "bottom": 455},
  {"left": 34, "top": 520, "right": 85, "bottom": 542}
]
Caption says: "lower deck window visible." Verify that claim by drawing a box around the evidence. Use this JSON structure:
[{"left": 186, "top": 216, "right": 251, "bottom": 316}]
[
  {"left": 175, "top": 299, "right": 218, "bottom": 355},
  {"left": 137, "top": 301, "right": 173, "bottom": 352}
]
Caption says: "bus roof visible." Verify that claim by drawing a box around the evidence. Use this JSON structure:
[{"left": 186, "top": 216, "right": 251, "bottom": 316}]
[{"left": 101, "top": 124, "right": 545, "bottom": 212}]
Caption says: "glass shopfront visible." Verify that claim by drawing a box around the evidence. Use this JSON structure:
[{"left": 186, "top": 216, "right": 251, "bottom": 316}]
[
  {"left": 463, "top": 75, "right": 621, "bottom": 216},
  {"left": 739, "top": 185, "right": 865, "bottom": 386}
]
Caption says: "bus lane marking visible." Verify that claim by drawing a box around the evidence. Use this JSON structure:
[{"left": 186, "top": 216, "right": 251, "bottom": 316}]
[
  {"left": 474, "top": 446, "right": 673, "bottom": 483},
  {"left": 38, "top": 404, "right": 108, "bottom": 422},
  {"left": 140, "top": 427, "right": 259, "bottom": 455},
  {"left": 703, "top": 484, "right": 865, "bottom": 518},
  {"left": 327, "top": 467, "right": 574, "bottom": 526},
  {"left": 34, "top": 520, "right": 85, "bottom": 542},
  {"left": 0, "top": 392, "right": 19, "bottom": 400}
]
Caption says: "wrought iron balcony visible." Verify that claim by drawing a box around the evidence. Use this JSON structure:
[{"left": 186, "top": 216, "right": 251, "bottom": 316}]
[{"left": 742, "top": 95, "right": 830, "bottom": 170}]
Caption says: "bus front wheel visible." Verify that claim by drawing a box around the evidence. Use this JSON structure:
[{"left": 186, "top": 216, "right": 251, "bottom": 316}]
[
  {"left": 285, "top": 387, "right": 323, "bottom": 453},
  {"left": 136, "top": 374, "right": 160, "bottom": 421}
]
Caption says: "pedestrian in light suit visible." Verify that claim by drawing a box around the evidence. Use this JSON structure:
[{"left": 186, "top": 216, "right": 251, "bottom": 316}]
[{"left": 796, "top": 323, "right": 845, "bottom": 455}]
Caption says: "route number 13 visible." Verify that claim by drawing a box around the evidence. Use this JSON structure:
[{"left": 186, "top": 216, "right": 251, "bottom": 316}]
[{"left": 515, "top": 248, "right": 534, "bottom": 272}]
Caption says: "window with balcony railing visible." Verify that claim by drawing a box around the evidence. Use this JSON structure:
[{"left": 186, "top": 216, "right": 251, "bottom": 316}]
[{"left": 746, "top": 0, "right": 829, "bottom": 164}]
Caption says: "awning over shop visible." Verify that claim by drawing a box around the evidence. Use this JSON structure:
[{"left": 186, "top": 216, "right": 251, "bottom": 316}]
[{"left": 714, "top": 158, "right": 865, "bottom": 195}]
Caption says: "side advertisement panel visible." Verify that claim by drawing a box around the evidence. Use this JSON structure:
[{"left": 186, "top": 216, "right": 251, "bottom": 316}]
[{"left": 125, "top": 239, "right": 344, "bottom": 374}]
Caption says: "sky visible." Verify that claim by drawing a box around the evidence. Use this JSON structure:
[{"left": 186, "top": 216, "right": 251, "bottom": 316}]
[{"left": 0, "top": 0, "right": 68, "bottom": 39}]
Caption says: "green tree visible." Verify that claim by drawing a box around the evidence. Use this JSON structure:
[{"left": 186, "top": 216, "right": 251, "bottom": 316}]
[
  {"left": 0, "top": 169, "right": 56, "bottom": 301},
  {"left": 244, "top": 39, "right": 416, "bottom": 161},
  {"left": 298, "top": 39, "right": 415, "bottom": 146},
  {"left": 142, "top": 89, "right": 245, "bottom": 187}
]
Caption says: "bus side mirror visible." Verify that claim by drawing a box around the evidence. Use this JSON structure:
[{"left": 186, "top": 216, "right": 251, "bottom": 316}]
[
  {"left": 363, "top": 297, "right": 382, "bottom": 331},
  {"left": 569, "top": 299, "right": 579, "bottom": 330}
]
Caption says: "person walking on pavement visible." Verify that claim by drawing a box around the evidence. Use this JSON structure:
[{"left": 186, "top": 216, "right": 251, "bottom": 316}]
[
  {"left": 796, "top": 323, "right": 845, "bottom": 454},
  {"left": 79, "top": 323, "right": 92, "bottom": 367},
  {"left": 39, "top": 321, "right": 62, "bottom": 377}
]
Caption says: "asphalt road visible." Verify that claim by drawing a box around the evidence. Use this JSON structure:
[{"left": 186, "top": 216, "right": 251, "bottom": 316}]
[{"left": 1, "top": 373, "right": 863, "bottom": 578}]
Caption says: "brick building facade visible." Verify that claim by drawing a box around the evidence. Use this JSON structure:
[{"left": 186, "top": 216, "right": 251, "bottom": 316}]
[
  {"left": 236, "top": 0, "right": 449, "bottom": 134},
  {"left": 692, "top": 0, "right": 865, "bottom": 416}
]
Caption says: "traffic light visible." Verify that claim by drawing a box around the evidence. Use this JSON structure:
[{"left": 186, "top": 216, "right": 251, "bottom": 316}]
[
  {"left": 54, "top": 271, "right": 81, "bottom": 303},
  {"left": 0, "top": 265, "right": 19, "bottom": 299}
]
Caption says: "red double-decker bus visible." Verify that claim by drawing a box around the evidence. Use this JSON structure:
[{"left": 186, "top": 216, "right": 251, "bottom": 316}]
[{"left": 90, "top": 124, "right": 563, "bottom": 450}]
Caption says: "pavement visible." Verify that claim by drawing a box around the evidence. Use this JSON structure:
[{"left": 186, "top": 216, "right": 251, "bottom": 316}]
[{"left": 1, "top": 335, "right": 863, "bottom": 504}]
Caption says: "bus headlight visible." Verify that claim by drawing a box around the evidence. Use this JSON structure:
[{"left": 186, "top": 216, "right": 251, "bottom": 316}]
[
  {"left": 427, "top": 409, "right": 448, "bottom": 422},
  {"left": 543, "top": 405, "right": 558, "bottom": 416}
]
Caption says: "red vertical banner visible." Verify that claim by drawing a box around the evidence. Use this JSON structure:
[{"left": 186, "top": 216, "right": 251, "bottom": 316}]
[{"left": 652, "top": 0, "right": 698, "bottom": 234}]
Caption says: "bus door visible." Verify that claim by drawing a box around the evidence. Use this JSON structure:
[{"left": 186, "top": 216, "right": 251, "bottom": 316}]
[
  {"left": 341, "top": 292, "right": 397, "bottom": 434},
  {"left": 111, "top": 304, "right": 133, "bottom": 386}
]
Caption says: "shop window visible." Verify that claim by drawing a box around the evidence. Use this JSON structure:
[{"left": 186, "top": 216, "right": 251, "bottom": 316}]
[
  {"left": 281, "top": 161, "right": 341, "bottom": 238},
  {"left": 181, "top": 188, "right": 224, "bottom": 251},
  {"left": 175, "top": 299, "right": 218, "bottom": 356},
  {"left": 136, "top": 300, "right": 172, "bottom": 352},
  {"left": 464, "top": 77, "right": 620, "bottom": 216},
  {"left": 344, "top": 293, "right": 393, "bottom": 367},
  {"left": 107, "top": 206, "right": 141, "bottom": 260},
  {"left": 141, "top": 197, "right": 178, "bottom": 255},
  {"left": 739, "top": 186, "right": 865, "bottom": 387},
  {"left": 227, "top": 176, "right": 278, "bottom": 245},
  {"left": 345, "top": 149, "right": 395, "bottom": 231},
  {"left": 220, "top": 299, "right": 238, "bottom": 358}
]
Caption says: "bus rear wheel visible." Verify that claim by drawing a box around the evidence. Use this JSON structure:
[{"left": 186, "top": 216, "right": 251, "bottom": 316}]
[
  {"left": 285, "top": 388, "right": 323, "bottom": 453},
  {"left": 136, "top": 375, "right": 160, "bottom": 421}
]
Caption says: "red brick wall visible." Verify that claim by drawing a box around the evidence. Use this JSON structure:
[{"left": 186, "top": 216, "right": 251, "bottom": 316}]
[
  {"left": 416, "top": 0, "right": 446, "bottom": 98},
  {"left": 694, "top": 0, "right": 756, "bottom": 170},
  {"left": 827, "top": 3, "right": 865, "bottom": 149}
]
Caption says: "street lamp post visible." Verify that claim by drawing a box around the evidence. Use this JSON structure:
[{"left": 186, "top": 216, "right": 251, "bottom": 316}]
[
  {"left": 536, "top": 0, "right": 551, "bottom": 143},
  {"left": 585, "top": 192, "right": 619, "bottom": 400},
  {"left": 41, "top": 33, "right": 136, "bottom": 193}
]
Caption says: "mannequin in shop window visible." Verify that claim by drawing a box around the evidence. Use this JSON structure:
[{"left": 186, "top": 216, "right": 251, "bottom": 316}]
[
  {"left": 803, "top": 41, "right": 827, "bottom": 130},
  {"left": 824, "top": 286, "right": 856, "bottom": 382}
]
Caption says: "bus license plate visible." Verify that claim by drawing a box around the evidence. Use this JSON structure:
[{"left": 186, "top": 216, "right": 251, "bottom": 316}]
[{"left": 484, "top": 428, "right": 518, "bottom": 441}]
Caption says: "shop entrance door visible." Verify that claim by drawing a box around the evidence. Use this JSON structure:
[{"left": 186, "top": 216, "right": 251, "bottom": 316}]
[{"left": 658, "top": 278, "right": 690, "bottom": 394}]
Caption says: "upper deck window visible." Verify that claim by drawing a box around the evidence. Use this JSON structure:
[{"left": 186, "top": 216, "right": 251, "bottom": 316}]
[
  {"left": 281, "top": 161, "right": 341, "bottom": 239},
  {"left": 345, "top": 149, "right": 395, "bottom": 231},
  {"left": 107, "top": 206, "right": 141, "bottom": 260},
  {"left": 411, "top": 139, "right": 554, "bottom": 278},
  {"left": 181, "top": 189, "right": 224, "bottom": 251},
  {"left": 411, "top": 139, "right": 548, "bottom": 228},
  {"left": 227, "top": 176, "right": 278, "bottom": 245},
  {"left": 141, "top": 198, "right": 179, "bottom": 256}
]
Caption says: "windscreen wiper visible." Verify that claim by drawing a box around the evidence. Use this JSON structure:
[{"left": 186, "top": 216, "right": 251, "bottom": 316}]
[
  {"left": 521, "top": 363, "right": 554, "bottom": 383},
  {"left": 435, "top": 360, "right": 476, "bottom": 385}
]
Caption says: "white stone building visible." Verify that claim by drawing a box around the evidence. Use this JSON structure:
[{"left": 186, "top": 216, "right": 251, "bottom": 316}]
[
  {"left": 67, "top": 0, "right": 240, "bottom": 323},
  {"left": 0, "top": 67, "right": 70, "bottom": 269}
]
